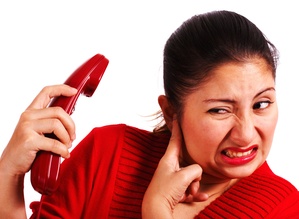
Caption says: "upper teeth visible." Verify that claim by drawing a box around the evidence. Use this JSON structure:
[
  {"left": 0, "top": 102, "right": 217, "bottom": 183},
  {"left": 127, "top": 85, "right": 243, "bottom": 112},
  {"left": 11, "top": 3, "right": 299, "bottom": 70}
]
[{"left": 225, "top": 149, "right": 253, "bottom": 158}]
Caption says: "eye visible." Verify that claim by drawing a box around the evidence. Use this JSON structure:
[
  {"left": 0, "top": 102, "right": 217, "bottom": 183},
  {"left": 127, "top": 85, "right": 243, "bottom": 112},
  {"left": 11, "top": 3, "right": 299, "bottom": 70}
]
[
  {"left": 208, "top": 108, "right": 228, "bottom": 114},
  {"left": 253, "top": 101, "right": 274, "bottom": 110}
]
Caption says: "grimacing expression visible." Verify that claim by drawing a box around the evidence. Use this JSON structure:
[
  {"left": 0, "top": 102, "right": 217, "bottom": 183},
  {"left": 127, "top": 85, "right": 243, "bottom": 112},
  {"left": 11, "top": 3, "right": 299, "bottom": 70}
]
[{"left": 180, "top": 58, "right": 278, "bottom": 181}]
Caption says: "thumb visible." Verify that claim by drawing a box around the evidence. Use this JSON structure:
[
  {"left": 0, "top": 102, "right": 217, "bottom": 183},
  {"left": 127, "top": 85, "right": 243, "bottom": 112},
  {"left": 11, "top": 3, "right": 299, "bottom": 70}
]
[{"left": 175, "top": 163, "right": 204, "bottom": 201}]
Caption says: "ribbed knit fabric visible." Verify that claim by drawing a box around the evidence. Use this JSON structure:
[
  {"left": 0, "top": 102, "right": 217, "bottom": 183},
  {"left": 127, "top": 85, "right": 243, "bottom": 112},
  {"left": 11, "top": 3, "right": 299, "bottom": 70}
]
[
  {"left": 108, "top": 125, "right": 169, "bottom": 218},
  {"left": 196, "top": 162, "right": 299, "bottom": 218},
  {"left": 30, "top": 124, "right": 299, "bottom": 218}
]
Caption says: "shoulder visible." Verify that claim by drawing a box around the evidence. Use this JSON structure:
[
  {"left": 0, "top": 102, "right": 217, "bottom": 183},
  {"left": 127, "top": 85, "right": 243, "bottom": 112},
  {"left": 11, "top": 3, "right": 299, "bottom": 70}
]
[
  {"left": 89, "top": 123, "right": 170, "bottom": 148},
  {"left": 266, "top": 190, "right": 299, "bottom": 218},
  {"left": 74, "top": 123, "right": 170, "bottom": 159},
  {"left": 241, "top": 162, "right": 299, "bottom": 217},
  {"left": 254, "top": 162, "right": 299, "bottom": 218},
  {"left": 244, "top": 162, "right": 298, "bottom": 205},
  {"left": 89, "top": 123, "right": 128, "bottom": 138},
  {"left": 253, "top": 162, "right": 298, "bottom": 195},
  {"left": 88, "top": 123, "right": 155, "bottom": 139},
  {"left": 82, "top": 124, "right": 144, "bottom": 147}
]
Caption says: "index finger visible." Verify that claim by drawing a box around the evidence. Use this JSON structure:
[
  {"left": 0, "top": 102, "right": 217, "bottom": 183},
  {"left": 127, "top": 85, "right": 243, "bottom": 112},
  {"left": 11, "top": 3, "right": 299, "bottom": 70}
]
[
  {"left": 163, "top": 118, "right": 184, "bottom": 164},
  {"left": 27, "top": 84, "right": 78, "bottom": 110}
]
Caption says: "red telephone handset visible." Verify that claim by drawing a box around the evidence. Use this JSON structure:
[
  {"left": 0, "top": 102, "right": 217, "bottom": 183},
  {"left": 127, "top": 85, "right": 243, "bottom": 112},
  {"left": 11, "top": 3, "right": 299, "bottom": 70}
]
[{"left": 30, "top": 54, "right": 109, "bottom": 195}]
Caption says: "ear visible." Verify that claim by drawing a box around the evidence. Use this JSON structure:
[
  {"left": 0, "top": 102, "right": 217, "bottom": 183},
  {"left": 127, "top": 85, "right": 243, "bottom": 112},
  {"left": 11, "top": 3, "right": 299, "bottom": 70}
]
[{"left": 158, "top": 95, "right": 175, "bottom": 130}]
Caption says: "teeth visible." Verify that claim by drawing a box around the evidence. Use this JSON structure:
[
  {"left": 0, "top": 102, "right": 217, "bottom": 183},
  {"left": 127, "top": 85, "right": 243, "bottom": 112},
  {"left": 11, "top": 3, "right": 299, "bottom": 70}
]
[{"left": 225, "top": 149, "right": 253, "bottom": 158}]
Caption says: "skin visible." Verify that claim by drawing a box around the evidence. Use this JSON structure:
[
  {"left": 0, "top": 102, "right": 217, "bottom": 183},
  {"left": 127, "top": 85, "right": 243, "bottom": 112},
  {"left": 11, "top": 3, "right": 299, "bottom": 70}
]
[
  {"left": 0, "top": 84, "right": 77, "bottom": 219},
  {"left": 142, "top": 58, "right": 278, "bottom": 219}
]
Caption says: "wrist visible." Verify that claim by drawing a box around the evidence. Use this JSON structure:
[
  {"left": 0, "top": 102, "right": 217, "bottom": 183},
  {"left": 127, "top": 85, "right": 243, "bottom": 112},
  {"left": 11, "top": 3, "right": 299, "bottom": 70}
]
[
  {"left": 0, "top": 159, "right": 25, "bottom": 187},
  {"left": 142, "top": 196, "right": 174, "bottom": 219},
  {"left": 0, "top": 160, "right": 26, "bottom": 219}
]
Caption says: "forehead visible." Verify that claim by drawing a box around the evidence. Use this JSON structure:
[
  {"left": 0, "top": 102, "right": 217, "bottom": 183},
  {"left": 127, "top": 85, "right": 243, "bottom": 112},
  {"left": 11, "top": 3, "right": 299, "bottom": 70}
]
[
  {"left": 194, "top": 59, "right": 275, "bottom": 98},
  {"left": 207, "top": 58, "right": 273, "bottom": 84}
]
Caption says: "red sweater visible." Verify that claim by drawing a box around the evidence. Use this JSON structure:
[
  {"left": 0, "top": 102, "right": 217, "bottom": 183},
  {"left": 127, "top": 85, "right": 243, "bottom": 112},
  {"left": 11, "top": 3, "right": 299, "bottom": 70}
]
[{"left": 30, "top": 124, "right": 299, "bottom": 218}]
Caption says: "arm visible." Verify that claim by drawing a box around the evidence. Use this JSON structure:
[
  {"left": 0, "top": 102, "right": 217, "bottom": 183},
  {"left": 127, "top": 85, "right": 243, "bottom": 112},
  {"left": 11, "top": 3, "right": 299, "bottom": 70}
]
[
  {"left": 0, "top": 85, "right": 77, "bottom": 219},
  {"left": 0, "top": 165, "right": 26, "bottom": 218}
]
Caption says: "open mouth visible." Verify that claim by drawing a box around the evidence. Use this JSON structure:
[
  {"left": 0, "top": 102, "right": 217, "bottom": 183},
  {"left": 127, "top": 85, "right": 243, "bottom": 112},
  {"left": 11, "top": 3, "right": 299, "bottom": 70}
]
[
  {"left": 222, "top": 147, "right": 258, "bottom": 158},
  {"left": 221, "top": 146, "right": 257, "bottom": 159},
  {"left": 221, "top": 146, "right": 258, "bottom": 165}
]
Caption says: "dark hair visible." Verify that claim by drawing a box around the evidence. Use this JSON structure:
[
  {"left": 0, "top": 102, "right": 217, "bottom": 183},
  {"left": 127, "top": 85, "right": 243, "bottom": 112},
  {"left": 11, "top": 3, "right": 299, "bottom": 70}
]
[{"left": 154, "top": 10, "right": 279, "bottom": 132}]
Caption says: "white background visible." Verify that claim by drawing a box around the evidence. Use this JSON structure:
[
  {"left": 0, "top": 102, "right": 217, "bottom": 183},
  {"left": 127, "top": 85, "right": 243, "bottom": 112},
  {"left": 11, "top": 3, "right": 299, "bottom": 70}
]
[{"left": 0, "top": 1, "right": 298, "bottom": 216}]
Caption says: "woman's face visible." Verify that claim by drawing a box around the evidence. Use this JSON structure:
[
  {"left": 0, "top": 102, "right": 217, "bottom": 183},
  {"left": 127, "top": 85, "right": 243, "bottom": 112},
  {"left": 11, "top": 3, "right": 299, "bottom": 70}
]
[{"left": 180, "top": 58, "right": 278, "bottom": 181}]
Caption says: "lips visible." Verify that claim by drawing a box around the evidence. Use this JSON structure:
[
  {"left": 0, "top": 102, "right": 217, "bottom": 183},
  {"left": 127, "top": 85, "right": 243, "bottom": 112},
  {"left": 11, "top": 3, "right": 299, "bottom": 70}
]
[{"left": 221, "top": 145, "right": 258, "bottom": 165}]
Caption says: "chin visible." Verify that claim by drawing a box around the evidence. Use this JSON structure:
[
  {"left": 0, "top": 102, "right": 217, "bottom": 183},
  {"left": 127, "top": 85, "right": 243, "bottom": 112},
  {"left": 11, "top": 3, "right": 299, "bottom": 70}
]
[{"left": 223, "top": 161, "right": 264, "bottom": 179}]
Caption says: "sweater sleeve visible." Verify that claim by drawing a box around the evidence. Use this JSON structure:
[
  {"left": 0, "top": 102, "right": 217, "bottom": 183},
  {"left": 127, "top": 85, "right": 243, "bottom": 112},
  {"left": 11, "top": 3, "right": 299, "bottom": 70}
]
[{"left": 29, "top": 124, "right": 126, "bottom": 219}]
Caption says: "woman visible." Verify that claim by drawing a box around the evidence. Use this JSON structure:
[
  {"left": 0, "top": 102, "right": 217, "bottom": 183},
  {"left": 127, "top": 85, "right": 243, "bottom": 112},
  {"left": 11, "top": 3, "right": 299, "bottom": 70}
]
[{"left": 1, "top": 10, "right": 298, "bottom": 218}]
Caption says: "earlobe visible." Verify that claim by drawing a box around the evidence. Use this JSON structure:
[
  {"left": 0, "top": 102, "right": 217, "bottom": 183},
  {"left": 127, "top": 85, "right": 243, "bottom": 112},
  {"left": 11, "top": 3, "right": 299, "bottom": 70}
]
[{"left": 158, "top": 95, "right": 174, "bottom": 130}]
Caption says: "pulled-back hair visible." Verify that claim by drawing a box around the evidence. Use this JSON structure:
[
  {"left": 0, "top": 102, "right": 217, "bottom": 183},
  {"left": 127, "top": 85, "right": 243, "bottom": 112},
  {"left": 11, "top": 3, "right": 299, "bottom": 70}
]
[{"left": 154, "top": 10, "right": 278, "bottom": 132}]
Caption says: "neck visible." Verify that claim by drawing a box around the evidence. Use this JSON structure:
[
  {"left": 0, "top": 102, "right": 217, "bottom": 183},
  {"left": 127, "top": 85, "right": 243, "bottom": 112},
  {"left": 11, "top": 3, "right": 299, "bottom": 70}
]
[{"left": 199, "top": 176, "right": 239, "bottom": 197}]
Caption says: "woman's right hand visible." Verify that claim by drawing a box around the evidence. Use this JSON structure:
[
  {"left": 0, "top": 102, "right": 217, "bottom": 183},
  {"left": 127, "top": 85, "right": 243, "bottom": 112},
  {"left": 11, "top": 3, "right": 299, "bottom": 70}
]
[
  {"left": 142, "top": 119, "right": 208, "bottom": 219},
  {"left": 0, "top": 84, "right": 77, "bottom": 176}
]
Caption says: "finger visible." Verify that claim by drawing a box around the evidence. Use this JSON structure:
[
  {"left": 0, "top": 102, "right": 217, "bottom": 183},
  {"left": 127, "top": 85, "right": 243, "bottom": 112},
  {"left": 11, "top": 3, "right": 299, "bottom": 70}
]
[
  {"left": 163, "top": 118, "right": 183, "bottom": 163},
  {"left": 181, "top": 191, "right": 209, "bottom": 202},
  {"left": 33, "top": 134, "right": 71, "bottom": 158},
  {"left": 27, "top": 84, "right": 77, "bottom": 110},
  {"left": 188, "top": 181, "right": 209, "bottom": 202},
  {"left": 176, "top": 163, "right": 202, "bottom": 187},
  {"left": 34, "top": 118, "right": 73, "bottom": 146},
  {"left": 176, "top": 164, "right": 209, "bottom": 203},
  {"left": 20, "top": 107, "right": 76, "bottom": 141},
  {"left": 189, "top": 180, "right": 200, "bottom": 195},
  {"left": 17, "top": 117, "right": 73, "bottom": 156}
]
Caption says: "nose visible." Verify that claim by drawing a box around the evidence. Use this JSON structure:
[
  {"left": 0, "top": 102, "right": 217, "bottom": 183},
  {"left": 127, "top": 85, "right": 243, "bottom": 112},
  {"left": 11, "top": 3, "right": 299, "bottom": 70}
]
[{"left": 230, "top": 114, "right": 256, "bottom": 146}]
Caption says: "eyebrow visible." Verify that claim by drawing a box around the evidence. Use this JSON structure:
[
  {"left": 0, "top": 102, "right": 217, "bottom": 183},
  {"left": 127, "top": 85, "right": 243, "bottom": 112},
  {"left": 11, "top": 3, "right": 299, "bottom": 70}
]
[{"left": 203, "top": 87, "right": 276, "bottom": 103}]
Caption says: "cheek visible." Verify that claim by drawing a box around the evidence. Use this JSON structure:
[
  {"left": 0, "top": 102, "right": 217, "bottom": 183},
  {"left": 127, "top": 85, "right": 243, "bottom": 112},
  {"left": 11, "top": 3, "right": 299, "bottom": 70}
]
[
  {"left": 259, "top": 113, "right": 278, "bottom": 145},
  {"left": 266, "top": 119, "right": 277, "bottom": 137},
  {"left": 181, "top": 119, "right": 229, "bottom": 163},
  {"left": 257, "top": 106, "right": 278, "bottom": 136}
]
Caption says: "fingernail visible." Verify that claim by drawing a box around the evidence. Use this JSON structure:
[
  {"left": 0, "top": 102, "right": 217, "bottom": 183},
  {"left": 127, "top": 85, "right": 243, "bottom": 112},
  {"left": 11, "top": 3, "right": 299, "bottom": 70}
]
[{"left": 71, "top": 87, "right": 78, "bottom": 92}]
